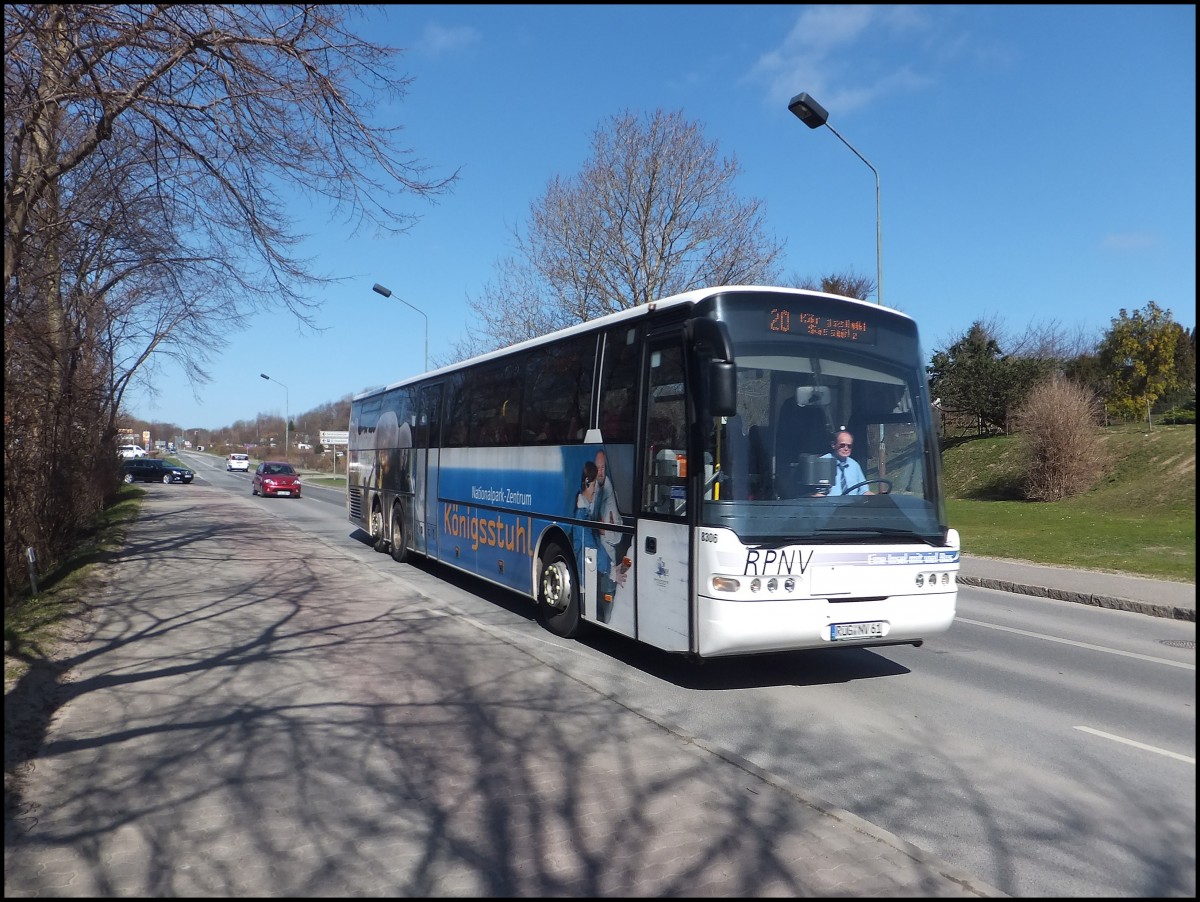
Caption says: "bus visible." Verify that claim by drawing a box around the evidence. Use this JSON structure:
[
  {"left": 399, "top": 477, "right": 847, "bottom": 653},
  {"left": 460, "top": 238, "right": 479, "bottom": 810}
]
[{"left": 347, "top": 285, "right": 958, "bottom": 658}]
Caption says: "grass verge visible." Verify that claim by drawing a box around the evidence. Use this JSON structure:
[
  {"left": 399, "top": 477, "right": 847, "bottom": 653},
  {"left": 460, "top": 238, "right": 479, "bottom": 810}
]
[
  {"left": 4, "top": 485, "right": 144, "bottom": 688},
  {"left": 947, "top": 499, "right": 1193, "bottom": 580},
  {"left": 303, "top": 475, "right": 347, "bottom": 488},
  {"left": 942, "top": 424, "right": 1194, "bottom": 581}
]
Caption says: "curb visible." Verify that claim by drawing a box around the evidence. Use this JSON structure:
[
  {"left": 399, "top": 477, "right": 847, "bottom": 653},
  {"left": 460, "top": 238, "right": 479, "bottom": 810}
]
[{"left": 956, "top": 576, "right": 1196, "bottom": 622}]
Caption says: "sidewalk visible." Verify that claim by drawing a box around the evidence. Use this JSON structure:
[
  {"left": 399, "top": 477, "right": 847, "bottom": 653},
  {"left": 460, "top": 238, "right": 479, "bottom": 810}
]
[
  {"left": 958, "top": 555, "right": 1196, "bottom": 622},
  {"left": 5, "top": 486, "right": 1006, "bottom": 897}
]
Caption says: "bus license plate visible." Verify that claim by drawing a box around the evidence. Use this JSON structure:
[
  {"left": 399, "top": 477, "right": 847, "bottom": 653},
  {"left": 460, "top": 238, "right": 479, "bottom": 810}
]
[{"left": 831, "top": 621, "right": 886, "bottom": 641}]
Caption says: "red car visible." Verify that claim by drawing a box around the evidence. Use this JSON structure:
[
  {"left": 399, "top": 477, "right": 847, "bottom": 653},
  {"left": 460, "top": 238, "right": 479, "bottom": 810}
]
[{"left": 252, "top": 461, "right": 301, "bottom": 498}]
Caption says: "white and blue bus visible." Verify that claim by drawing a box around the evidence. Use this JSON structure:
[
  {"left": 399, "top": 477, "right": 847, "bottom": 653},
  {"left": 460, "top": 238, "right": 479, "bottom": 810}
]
[{"left": 348, "top": 285, "right": 958, "bottom": 658}]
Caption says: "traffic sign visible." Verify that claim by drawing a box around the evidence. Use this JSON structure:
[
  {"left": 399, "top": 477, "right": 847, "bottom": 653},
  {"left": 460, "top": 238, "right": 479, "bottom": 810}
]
[{"left": 320, "top": 430, "right": 349, "bottom": 446}]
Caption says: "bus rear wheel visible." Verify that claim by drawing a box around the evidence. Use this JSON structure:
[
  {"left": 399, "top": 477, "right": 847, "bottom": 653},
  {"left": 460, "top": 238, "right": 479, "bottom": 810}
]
[
  {"left": 371, "top": 504, "right": 387, "bottom": 553},
  {"left": 537, "top": 542, "right": 582, "bottom": 638},
  {"left": 389, "top": 505, "right": 409, "bottom": 564}
]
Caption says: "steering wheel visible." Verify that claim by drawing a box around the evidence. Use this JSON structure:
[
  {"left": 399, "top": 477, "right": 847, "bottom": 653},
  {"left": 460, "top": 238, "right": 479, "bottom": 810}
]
[{"left": 843, "top": 479, "right": 892, "bottom": 495}]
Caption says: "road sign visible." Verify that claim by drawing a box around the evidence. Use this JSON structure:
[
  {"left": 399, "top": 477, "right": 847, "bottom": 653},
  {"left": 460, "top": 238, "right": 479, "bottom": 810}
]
[{"left": 320, "top": 430, "right": 349, "bottom": 446}]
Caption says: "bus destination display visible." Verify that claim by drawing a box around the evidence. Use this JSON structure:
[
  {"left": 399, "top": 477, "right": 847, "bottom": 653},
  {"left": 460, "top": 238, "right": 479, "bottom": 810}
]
[{"left": 769, "top": 307, "right": 874, "bottom": 344}]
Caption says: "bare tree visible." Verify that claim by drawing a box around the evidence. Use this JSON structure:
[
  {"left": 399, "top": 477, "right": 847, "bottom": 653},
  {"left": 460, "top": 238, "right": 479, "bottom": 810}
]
[
  {"left": 4, "top": 4, "right": 456, "bottom": 601},
  {"left": 451, "top": 108, "right": 784, "bottom": 361},
  {"left": 994, "top": 318, "right": 1095, "bottom": 369},
  {"left": 785, "top": 268, "right": 875, "bottom": 302},
  {"left": 5, "top": 5, "right": 455, "bottom": 300}
]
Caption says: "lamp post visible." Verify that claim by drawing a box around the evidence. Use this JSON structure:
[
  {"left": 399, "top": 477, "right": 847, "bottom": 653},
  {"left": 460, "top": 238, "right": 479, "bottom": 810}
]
[
  {"left": 259, "top": 373, "right": 289, "bottom": 459},
  {"left": 372, "top": 282, "right": 429, "bottom": 372},
  {"left": 788, "top": 92, "right": 882, "bottom": 306}
]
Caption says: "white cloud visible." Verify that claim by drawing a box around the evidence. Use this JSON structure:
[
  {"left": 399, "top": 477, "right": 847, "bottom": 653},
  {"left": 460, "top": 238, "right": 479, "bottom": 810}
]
[
  {"left": 421, "top": 23, "right": 480, "bottom": 57},
  {"left": 1101, "top": 232, "right": 1159, "bottom": 251},
  {"left": 747, "top": 4, "right": 945, "bottom": 110}
]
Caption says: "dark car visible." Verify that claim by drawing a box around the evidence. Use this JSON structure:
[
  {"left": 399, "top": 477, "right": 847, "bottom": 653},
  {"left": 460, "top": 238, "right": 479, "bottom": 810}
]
[
  {"left": 252, "top": 461, "right": 301, "bottom": 498},
  {"left": 121, "top": 458, "right": 194, "bottom": 485}
]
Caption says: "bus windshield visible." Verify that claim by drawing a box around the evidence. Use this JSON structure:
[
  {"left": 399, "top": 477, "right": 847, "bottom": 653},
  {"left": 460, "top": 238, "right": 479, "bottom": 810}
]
[{"left": 699, "top": 292, "right": 948, "bottom": 546}]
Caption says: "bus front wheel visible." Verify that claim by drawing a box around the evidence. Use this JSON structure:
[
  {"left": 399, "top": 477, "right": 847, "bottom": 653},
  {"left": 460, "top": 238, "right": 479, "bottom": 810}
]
[{"left": 538, "top": 542, "right": 582, "bottom": 639}]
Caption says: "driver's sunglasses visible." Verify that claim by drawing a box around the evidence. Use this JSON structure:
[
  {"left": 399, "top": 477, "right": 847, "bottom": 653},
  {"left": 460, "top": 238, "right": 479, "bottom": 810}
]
[{"left": 835, "top": 442, "right": 853, "bottom": 449}]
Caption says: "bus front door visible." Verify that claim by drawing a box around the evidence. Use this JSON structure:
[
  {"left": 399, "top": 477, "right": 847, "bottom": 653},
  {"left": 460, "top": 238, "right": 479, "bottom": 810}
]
[{"left": 635, "top": 337, "right": 691, "bottom": 653}]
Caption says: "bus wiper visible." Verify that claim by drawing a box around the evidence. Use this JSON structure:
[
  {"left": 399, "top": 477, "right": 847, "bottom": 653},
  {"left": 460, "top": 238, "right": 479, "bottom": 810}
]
[
  {"left": 745, "top": 538, "right": 814, "bottom": 551},
  {"left": 814, "top": 526, "right": 934, "bottom": 543}
]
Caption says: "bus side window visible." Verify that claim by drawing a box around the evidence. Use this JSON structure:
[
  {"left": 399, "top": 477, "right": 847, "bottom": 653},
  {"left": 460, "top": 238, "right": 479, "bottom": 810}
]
[
  {"left": 598, "top": 326, "right": 640, "bottom": 444},
  {"left": 601, "top": 389, "right": 635, "bottom": 443},
  {"left": 444, "top": 372, "right": 469, "bottom": 448},
  {"left": 520, "top": 336, "right": 595, "bottom": 446}
]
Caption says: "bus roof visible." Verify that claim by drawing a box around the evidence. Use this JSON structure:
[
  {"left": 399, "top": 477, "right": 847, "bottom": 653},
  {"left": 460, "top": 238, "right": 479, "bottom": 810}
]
[{"left": 353, "top": 284, "right": 912, "bottom": 402}]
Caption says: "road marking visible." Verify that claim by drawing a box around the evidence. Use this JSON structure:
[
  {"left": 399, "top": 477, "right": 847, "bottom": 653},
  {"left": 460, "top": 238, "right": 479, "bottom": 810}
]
[
  {"left": 956, "top": 617, "right": 1195, "bottom": 670},
  {"left": 1074, "top": 726, "right": 1195, "bottom": 764}
]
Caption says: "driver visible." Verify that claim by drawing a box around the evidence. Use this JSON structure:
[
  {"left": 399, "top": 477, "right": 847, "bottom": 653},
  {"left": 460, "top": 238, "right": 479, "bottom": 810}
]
[{"left": 821, "top": 430, "right": 872, "bottom": 496}]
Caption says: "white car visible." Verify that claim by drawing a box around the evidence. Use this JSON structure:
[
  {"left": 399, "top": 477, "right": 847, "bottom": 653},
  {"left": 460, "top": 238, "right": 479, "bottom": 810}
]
[
  {"left": 118, "top": 445, "right": 147, "bottom": 459},
  {"left": 227, "top": 453, "right": 250, "bottom": 472}
]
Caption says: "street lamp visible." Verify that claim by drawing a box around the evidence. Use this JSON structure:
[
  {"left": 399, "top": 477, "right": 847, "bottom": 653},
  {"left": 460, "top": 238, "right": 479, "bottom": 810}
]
[
  {"left": 788, "top": 92, "right": 882, "bottom": 306},
  {"left": 259, "top": 373, "right": 289, "bottom": 459},
  {"left": 372, "top": 282, "right": 429, "bottom": 372}
]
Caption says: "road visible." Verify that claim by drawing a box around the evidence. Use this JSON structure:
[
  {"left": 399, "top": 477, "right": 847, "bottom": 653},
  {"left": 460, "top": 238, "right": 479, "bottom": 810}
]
[{"left": 188, "top": 453, "right": 1198, "bottom": 896}]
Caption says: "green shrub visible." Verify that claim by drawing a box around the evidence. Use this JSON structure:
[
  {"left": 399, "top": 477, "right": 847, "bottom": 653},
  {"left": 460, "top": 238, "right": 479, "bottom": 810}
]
[{"left": 1158, "top": 407, "right": 1196, "bottom": 425}]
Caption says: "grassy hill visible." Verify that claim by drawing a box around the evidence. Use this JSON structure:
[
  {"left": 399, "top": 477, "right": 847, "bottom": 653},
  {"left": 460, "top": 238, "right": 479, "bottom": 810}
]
[{"left": 941, "top": 424, "right": 1195, "bottom": 581}]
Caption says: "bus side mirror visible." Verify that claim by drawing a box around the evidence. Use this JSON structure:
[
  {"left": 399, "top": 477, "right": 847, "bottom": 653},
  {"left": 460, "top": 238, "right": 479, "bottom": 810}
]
[
  {"left": 687, "top": 318, "right": 737, "bottom": 418},
  {"left": 709, "top": 360, "right": 737, "bottom": 417}
]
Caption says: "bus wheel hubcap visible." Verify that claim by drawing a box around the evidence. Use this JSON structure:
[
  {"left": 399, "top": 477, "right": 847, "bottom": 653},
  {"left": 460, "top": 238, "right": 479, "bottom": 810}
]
[{"left": 543, "top": 562, "right": 570, "bottom": 611}]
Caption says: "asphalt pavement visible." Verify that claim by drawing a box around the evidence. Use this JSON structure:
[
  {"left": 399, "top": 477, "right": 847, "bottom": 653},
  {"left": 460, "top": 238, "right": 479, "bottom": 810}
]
[{"left": 4, "top": 485, "right": 1193, "bottom": 896}]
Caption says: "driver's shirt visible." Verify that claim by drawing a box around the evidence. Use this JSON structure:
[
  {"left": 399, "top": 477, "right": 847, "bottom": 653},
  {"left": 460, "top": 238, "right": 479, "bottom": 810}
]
[{"left": 820, "top": 453, "right": 867, "bottom": 495}]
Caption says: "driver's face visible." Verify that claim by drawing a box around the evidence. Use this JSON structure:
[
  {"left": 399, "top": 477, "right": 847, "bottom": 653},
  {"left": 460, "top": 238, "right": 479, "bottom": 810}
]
[{"left": 832, "top": 433, "right": 854, "bottom": 460}]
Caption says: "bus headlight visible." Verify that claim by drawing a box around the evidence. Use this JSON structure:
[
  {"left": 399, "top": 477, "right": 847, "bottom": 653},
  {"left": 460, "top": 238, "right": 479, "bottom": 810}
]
[
  {"left": 712, "top": 576, "right": 741, "bottom": 592},
  {"left": 916, "top": 571, "right": 954, "bottom": 589}
]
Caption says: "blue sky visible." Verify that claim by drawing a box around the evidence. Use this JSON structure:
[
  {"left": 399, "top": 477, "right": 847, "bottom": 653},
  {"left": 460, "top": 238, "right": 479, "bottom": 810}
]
[{"left": 127, "top": 4, "right": 1196, "bottom": 433}]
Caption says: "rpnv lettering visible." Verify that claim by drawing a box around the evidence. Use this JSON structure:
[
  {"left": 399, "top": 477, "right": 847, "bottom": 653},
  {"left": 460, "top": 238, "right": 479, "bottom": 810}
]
[{"left": 744, "top": 548, "right": 812, "bottom": 575}]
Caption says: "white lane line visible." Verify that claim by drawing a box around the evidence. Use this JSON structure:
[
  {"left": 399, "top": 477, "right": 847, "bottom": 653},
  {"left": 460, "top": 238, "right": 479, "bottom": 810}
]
[
  {"left": 1074, "top": 726, "right": 1195, "bottom": 764},
  {"left": 956, "top": 617, "right": 1195, "bottom": 670}
]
